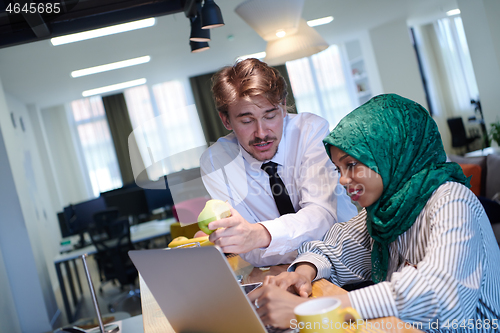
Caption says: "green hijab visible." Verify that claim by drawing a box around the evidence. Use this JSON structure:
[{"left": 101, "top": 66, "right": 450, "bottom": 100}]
[{"left": 323, "top": 94, "right": 470, "bottom": 283}]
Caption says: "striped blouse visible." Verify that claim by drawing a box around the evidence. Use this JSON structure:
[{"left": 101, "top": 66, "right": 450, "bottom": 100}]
[{"left": 290, "top": 182, "right": 500, "bottom": 331}]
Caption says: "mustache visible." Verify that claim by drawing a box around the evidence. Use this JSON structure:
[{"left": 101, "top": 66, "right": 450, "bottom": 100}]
[{"left": 249, "top": 136, "right": 277, "bottom": 146}]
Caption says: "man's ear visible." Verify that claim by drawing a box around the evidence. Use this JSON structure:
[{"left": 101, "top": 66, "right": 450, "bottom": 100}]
[
  {"left": 219, "top": 111, "right": 232, "bottom": 130},
  {"left": 282, "top": 100, "right": 288, "bottom": 116}
]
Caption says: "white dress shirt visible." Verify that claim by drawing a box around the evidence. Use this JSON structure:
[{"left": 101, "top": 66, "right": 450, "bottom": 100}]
[
  {"left": 290, "top": 182, "right": 500, "bottom": 330},
  {"left": 200, "top": 113, "right": 357, "bottom": 267}
]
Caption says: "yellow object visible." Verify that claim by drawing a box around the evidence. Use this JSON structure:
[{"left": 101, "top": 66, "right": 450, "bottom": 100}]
[
  {"left": 293, "top": 297, "right": 361, "bottom": 333},
  {"left": 171, "top": 236, "right": 188, "bottom": 242},
  {"left": 170, "top": 222, "right": 201, "bottom": 240},
  {"left": 168, "top": 235, "right": 214, "bottom": 248},
  {"left": 197, "top": 199, "right": 231, "bottom": 235}
]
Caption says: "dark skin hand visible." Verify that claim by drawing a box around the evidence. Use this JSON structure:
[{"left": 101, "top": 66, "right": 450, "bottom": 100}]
[
  {"left": 246, "top": 263, "right": 315, "bottom": 328},
  {"left": 248, "top": 284, "right": 308, "bottom": 328},
  {"left": 248, "top": 263, "right": 353, "bottom": 328},
  {"left": 263, "top": 262, "right": 317, "bottom": 297}
]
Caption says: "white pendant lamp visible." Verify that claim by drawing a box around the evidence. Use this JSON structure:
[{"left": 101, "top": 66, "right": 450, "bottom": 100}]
[
  {"left": 264, "top": 19, "right": 329, "bottom": 66},
  {"left": 235, "top": 0, "right": 304, "bottom": 41}
]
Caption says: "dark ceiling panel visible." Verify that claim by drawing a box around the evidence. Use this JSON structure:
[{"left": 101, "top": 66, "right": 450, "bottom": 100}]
[{"left": 0, "top": 0, "right": 189, "bottom": 49}]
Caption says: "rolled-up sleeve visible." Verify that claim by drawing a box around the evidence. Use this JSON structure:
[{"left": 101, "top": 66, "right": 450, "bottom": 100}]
[
  {"left": 288, "top": 210, "right": 372, "bottom": 285},
  {"left": 349, "top": 187, "right": 486, "bottom": 327}
]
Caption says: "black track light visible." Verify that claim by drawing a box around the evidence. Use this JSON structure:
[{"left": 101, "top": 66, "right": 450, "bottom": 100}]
[
  {"left": 201, "top": 0, "right": 224, "bottom": 29},
  {"left": 190, "top": 41, "right": 210, "bottom": 53},
  {"left": 190, "top": 15, "right": 210, "bottom": 42}
]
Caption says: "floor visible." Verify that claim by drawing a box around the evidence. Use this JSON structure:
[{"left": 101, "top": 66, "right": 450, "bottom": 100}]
[{"left": 51, "top": 237, "right": 168, "bottom": 332}]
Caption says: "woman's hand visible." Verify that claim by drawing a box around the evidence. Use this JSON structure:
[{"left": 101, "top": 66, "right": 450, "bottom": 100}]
[
  {"left": 248, "top": 284, "right": 309, "bottom": 329},
  {"left": 263, "top": 272, "right": 312, "bottom": 298},
  {"left": 263, "top": 262, "right": 317, "bottom": 297}
]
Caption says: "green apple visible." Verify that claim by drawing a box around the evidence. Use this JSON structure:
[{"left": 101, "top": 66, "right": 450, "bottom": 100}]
[{"left": 197, "top": 199, "right": 231, "bottom": 235}]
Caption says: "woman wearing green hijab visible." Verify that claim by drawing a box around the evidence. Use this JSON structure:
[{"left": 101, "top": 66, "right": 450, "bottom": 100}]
[{"left": 249, "top": 94, "right": 500, "bottom": 330}]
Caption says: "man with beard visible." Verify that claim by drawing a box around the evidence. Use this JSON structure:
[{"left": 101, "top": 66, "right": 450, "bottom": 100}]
[{"left": 197, "top": 58, "right": 357, "bottom": 266}]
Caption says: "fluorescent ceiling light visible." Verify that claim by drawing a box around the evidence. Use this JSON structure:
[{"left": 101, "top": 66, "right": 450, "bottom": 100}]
[
  {"left": 71, "top": 56, "right": 151, "bottom": 78},
  {"left": 82, "top": 78, "right": 147, "bottom": 97},
  {"left": 446, "top": 9, "right": 461, "bottom": 16},
  {"left": 51, "top": 18, "right": 155, "bottom": 46},
  {"left": 307, "top": 16, "right": 334, "bottom": 27},
  {"left": 236, "top": 51, "right": 266, "bottom": 62}
]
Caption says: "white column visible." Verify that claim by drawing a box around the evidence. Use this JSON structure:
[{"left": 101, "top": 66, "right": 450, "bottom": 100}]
[
  {"left": 368, "top": 18, "right": 427, "bottom": 108},
  {"left": 0, "top": 237, "right": 21, "bottom": 333},
  {"left": 0, "top": 78, "right": 57, "bottom": 332}
]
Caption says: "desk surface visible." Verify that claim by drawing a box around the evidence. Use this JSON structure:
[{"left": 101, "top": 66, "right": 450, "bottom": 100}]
[
  {"left": 112, "top": 315, "right": 144, "bottom": 333},
  {"left": 54, "top": 218, "right": 176, "bottom": 264},
  {"left": 464, "top": 147, "right": 500, "bottom": 157},
  {"left": 138, "top": 254, "right": 422, "bottom": 333}
]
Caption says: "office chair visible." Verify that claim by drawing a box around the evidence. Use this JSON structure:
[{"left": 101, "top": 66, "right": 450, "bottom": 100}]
[
  {"left": 88, "top": 215, "right": 140, "bottom": 312},
  {"left": 93, "top": 207, "right": 120, "bottom": 224},
  {"left": 447, "top": 117, "right": 480, "bottom": 154},
  {"left": 91, "top": 208, "right": 120, "bottom": 291}
]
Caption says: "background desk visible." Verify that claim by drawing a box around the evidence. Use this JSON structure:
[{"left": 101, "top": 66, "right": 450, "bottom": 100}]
[
  {"left": 139, "top": 255, "right": 422, "bottom": 333},
  {"left": 53, "top": 218, "right": 176, "bottom": 323},
  {"left": 464, "top": 146, "right": 500, "bottom": 157}
]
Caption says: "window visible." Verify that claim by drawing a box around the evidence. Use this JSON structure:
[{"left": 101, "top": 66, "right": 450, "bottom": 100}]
[
  {"left": 286, "top": 45, "right": 356, "bottom": 129},
  {"left": 124, "top": 81, "right": 206, "bottom": 180},
  {"left": 433, "top": 16, "right": 479, "bottom": 113},
  {"left": 70, "top": 97, "right": 123, "bottom": 196},
  {"left": 415, "top": 16, "right": 479, "bottom": 117}
]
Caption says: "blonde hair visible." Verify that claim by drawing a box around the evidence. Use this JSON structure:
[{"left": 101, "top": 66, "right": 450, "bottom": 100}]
[{"left": 211, "top": 58, "right": 288, "bottom": 115}]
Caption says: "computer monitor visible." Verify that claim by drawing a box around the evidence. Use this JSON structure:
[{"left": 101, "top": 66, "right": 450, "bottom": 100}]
[
  {"left": 102, "top": 187, "right": 149, "bottom": 222},
  {"left": 143, "top": 187, "right": 174, "bottom": 214},
  {"left": 57, "top": 212, "right": 71, "bottom": 238},
  {"left": 64, "top": 196, "right": 107, "bottom": 248}
]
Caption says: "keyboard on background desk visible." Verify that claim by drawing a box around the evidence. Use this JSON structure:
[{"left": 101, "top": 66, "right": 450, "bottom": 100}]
[{"left": 59, "top": 236, "right": 92, "bottom": 253}]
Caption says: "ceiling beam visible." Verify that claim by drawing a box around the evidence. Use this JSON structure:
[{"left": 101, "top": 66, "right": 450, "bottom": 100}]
[
  {"left": 19, "top": 0, "right": 51, "bottom": 38},
  {"left": 0, "top": 0, "right": 186, "bottom": 49}
]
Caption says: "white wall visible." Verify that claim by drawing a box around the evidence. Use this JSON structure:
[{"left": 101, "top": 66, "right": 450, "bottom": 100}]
[
  {"left": 0, "top": 220, "right": 21, "bottom": 333},
  {"left": 357, "top": 30, "right": 384, "bottom": 97},
  {"left": 368, "top": 18, "right": 428, "bottom": 108},
  {"left": 458, "top": 0, "right": 500, "bottom": 142},
  {"left": 321, "top": 26, "right": 385, "bottom": 102},
  {"left": 5, "top": 94, "right": 64, "bottom": 284},
  {"left": 0, "top": 82, "right": 58, "bottom": 331}
]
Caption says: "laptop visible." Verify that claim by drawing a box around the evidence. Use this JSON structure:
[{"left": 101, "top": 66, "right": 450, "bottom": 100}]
[{"left": 128, "top": 246, "right": 293, "bottom": 333}]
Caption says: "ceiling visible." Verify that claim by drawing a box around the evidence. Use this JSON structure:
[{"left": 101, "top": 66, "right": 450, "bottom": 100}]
[
  {"left": 0, "top": 0, "right": 457, "bottom": 109},
  {"left": 0, "top": 0, "right": 190, "bottom": 48}
]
